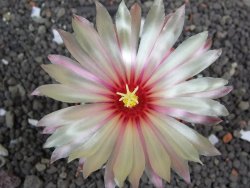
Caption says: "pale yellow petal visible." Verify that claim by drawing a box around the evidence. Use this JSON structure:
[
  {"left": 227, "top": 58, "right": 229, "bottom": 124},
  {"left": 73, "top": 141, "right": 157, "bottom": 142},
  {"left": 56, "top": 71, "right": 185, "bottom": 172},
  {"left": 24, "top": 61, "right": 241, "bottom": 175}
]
[
  {"left": 113, "top": 123, "right": 133, "bottom": 187},
  {"left": 68, "top": 117, "right": 119, "bottom": 162},
  {"left": 128, "top": 127, "right": 145, "bottom": 188},
  {"left": 82, "top": 122, "right": 119, "bottom": 178},
  {"left": 141, "top": 122, "right": 171, "bottom": 182}
]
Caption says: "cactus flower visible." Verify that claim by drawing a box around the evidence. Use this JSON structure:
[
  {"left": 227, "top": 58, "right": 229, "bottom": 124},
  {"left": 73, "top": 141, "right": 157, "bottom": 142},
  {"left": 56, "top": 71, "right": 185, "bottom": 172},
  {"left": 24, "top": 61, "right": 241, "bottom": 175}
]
[{"left": 32, "top": 0, "right": 232, "bottom": 187}]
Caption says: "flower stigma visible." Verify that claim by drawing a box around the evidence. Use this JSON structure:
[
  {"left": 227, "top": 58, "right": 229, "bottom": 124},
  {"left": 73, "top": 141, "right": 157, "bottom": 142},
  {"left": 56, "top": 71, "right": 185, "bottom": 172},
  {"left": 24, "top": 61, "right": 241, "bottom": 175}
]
[{"left": 117, "top": 84, "right": 139, "bottom": 108}]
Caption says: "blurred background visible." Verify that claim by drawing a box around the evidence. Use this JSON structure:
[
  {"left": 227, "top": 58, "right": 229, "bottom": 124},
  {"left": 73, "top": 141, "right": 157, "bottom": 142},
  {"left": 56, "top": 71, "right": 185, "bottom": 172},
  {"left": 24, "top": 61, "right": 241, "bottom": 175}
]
[{"left": 0, "top": 0, "right": 249, "bottom": 187}]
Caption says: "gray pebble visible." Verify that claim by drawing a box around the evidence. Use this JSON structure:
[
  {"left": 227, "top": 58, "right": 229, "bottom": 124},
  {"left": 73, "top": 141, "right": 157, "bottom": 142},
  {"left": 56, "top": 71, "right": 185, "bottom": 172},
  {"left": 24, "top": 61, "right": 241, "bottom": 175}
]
[
  {"left": 23, "top": 175, "right": 43, "bottom": 188},
  {"left": 35, "top": 163, "right": 46, "bottom": 172},
  {"left": 38, "top": 25, "right": 46, "bottom": 34},
  {"left": 45, "top": 182, "right": 56, "bottom": 188},
  {"left": 238, "top": 101, "right": 249, "bottom": 111},
  {"left": 5, "top": 111, "right": 14, "bottom": 128},
  {"left": 57, "top": 8, "right": 66, "bottom": 18}
]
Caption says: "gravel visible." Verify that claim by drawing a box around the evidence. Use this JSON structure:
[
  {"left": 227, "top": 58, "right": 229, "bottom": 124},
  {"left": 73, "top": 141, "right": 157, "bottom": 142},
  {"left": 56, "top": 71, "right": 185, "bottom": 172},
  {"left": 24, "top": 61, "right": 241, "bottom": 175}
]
[
  {"left": 1, "top": 0, "right": 250, "bottom": 187},
  {"left": 23, "top": 175, "right": 43, "bottom": 188}
]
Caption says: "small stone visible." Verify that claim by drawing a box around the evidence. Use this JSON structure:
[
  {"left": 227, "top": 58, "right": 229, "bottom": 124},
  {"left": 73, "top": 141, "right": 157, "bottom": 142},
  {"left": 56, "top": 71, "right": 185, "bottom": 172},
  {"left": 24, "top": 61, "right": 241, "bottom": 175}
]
[
  {"left": 0, "top": 144, "right": 8, "bottom": 156},
  {"left": 238, "top": 101, "right": 249, "bottom": 111},
  {"left": 189, "top": 24, "right": 196, "bottom": 31},
  {"left": 57, "top": 179, "right": 69, "bottom": 188},
  {"left": 0, "top": 108, "right": 6, "bottom": 116},
  {"left": 3, "top": 12, "right": 12, "bottom": 22},
  {"left": 52, "top": 29, "right": 63, "bottom": 44},
  {"left": 96, "top": 180, "right": 104, "bottom": 188},
  {"left": 1, "top": 59, "right": 8, "bottom": 65},
  {"left": 29, "top": 24, "right": 35, "bottom": 31},
  {"left": 231, "top": 168, "right": 239, "bottom": 177},
  {"left": 75, "top": 176, "right": 84, "bottom": 186},
  {"left": 17, "top": 84, "right": 26, "bottom": 97},
  {"left": 208, "top": 134, "right": 219, "bottom": 145},
  {"left": 45, "top": 182, "right": 56, "bottom": 188},
  {"left": 223, "top": 132, "right": 233, "bottom": 143},
  {"left": 213, "top": 125, "right": 223, "bottom": 132},
  {"left": 38, "top": 25, "right": 46, "bottom": 34},
  {"left": 7, "top": 78, "right": 17, "bottom": 86},
  {"left": 5, "top": 111, "right": 14, "bottom": 128},
  {"left": 59, "top": 172, "right": 67, "bottom": 179},
  {"left": 17, "top": 53, "right": 24, "bottom": 61},
  {"left": 233, "top": 130, "right": 241, "bottom": 138},
  {"left": 243, "top": 0, "right": 250, "bottom": 6},
  {"left": 23, "top": 175, "right": 43, "bottom": 188},
  {"left": 47, "top": 166, "right": 57, "bottom": 174},
  {"left": 35, "top": 163, "right": 46, "bottom": 172},
  {"left": 41, "top": 158, "right": 50, "bottom": 164},
  {"left": 28, "top": 119, "right": 38, "bottom": 126},
  {"left": 35, "top": 56, "right": 43, "bottom": 63},
  {"left": 57, "top": 8, "right": 66, "bottom": 18},
  {"left": 240, "top": 130, "right": 250, "bottom": 142}
]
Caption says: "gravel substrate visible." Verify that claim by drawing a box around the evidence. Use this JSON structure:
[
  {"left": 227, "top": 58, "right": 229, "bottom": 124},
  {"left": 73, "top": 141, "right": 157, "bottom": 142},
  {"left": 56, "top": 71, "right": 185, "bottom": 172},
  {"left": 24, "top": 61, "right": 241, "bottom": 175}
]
[{"left": 0, "top": 0, "right": 250, "bottom": 187}]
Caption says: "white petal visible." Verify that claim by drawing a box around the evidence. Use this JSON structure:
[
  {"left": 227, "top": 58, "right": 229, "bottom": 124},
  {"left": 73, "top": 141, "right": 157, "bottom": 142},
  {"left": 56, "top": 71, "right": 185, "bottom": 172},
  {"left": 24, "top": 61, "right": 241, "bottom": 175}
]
[
  {"left": 162, "top": 116, "right": 220, "bottom": 155},
  {"left": 148, "top": 31, "right": 208, "bottom": 85},
  {"left": 58, "top": 30, "right": 113, "bottom": 83},
  {"left": 157, "top": 97, "right": 228, "bottom": 117},
  {"left": 116, "top": 0, "right": 132, "bottom": 65},
  {"left": 82, "top": 121, "right": 119, "bottom": 178},
  {"left": 68, "top": 117, "right": 119, "bottom": 162},
  {"left": 95, "top": 2, "right": 126, "bottom": 77},
  {"left": 44, "top": 110, "right": 111, "bottom": 148},
  {"left": 141, "top": 121, "right": 171, "bottom": 182},
  {"left": 37, "top": 104, "right": 108, "bottom": 127},
  {"left": 136, "top": 0, "right": 165, "bottom": 78},
  {"left": 128, "top": 127, "right": 145, "bottom": 188},
  {"left": 148, "top": 114, "right": 201, "bottom": 163},
  {"left": 32, "top": 84, "right": 108, "bottom": 103},
  {"left": 159, "top": 49, "right": 222, "bottom": 87},
  {"left": 72, "top": 15, "right": 123, "bottom": 83},
  {"left": 158, "top": 77, "right": 228, "bottom": 97},
  {"left": 144, "top": 5, "right": 185, "bottom": 78}
]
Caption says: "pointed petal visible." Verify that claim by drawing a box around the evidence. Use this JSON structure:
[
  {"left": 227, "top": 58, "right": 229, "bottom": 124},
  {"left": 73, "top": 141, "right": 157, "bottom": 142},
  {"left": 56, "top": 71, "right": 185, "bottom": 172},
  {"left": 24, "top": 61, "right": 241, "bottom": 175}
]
[
  {"left": 130, "top": 3, "right": 141, "bottom": 63},
  {"left": 153, "top": 105, "right": 222, "bottom": 124},
  {"left": 136, "top": 0, "right": 165, "bottom": 77},
  {"left": 113, "top": 123, "right": 133, "bottom": 187},
  {"left": 58, "top": 30, "right": 112, "bottom": 82},
  {"left": 148, "top": 114, "right": 201, "bottom": 163},
  {"left": 158, "top": 77, "right": 228, "bottom": 97},
  {"left": 72, "top": 15, "right": 122, "bottom": 83},
  {"left": 37, "top": 104, "right": 108, "bottom": 127},
  {"left": 187, "top": 86, "right": 233, "bottom": 99},
  {"left": 147, "top": 116, "right": 190, "bottom": 183},
  {"left": 44, "top": 111, "right": 111, "bottom": 148},
  {"left": 160, "top": 49, "right": 222, "bottom": 87},
  {"left": 141, "top": 122, "right": 171, "bottom": 182},
  {"left": 128, "top": 127, "right": 145, "bottom": 188},
  {"left": 41, "top": 64, "right": 108, "bottom": 92},
  {"left": 145, "top": 168, "right": 163, "bottom": 188},
  {"left": 145, "top": 5, "right": 185, "bottom": 76},
  {"left": 32, "top": 84, "right": 108, "bottom": 103},
  {"left": 82, "top": 121, "right": 119, "bottom": 178},
  {"left": 95, "top": 2, "right": 125, "bottom": 76},
  {"left": 116, "top": 0, "right": 132, "bottom": 65},
  {"left": 148, "top": 31, "right": 208, "bottom": 85},
  {"left": 159, "top": 97, "right": 229, "bottom": 116},
  {"left": 47, "top": 55, "right": 107, "bottom": 86},
  {"left": 162, "top": 116, "right": 221, "bottom": 156},
  {"left": 68, "top": 117, "right": 119, "bottom": 162}
]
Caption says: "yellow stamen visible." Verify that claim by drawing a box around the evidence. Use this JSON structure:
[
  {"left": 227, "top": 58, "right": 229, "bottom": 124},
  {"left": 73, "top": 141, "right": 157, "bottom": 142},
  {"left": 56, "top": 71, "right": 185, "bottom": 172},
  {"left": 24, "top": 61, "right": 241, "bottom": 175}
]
[{"left": 117, "top": 84, "right": 139, "bottom": 108}]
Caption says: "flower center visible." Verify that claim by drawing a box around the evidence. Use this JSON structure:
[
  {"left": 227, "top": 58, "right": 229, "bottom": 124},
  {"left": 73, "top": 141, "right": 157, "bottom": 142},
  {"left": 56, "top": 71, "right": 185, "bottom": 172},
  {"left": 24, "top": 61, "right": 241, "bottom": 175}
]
[{"left": 116, "top": 84, "right": 139, "bottom": 108}]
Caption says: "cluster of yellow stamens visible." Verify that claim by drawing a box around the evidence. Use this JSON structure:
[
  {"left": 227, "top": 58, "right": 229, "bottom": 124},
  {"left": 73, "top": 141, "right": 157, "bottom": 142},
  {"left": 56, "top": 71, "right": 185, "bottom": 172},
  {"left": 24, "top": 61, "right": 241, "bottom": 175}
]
[{"left": 117, "top": 85, "right": 139, "bottom": 108}]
